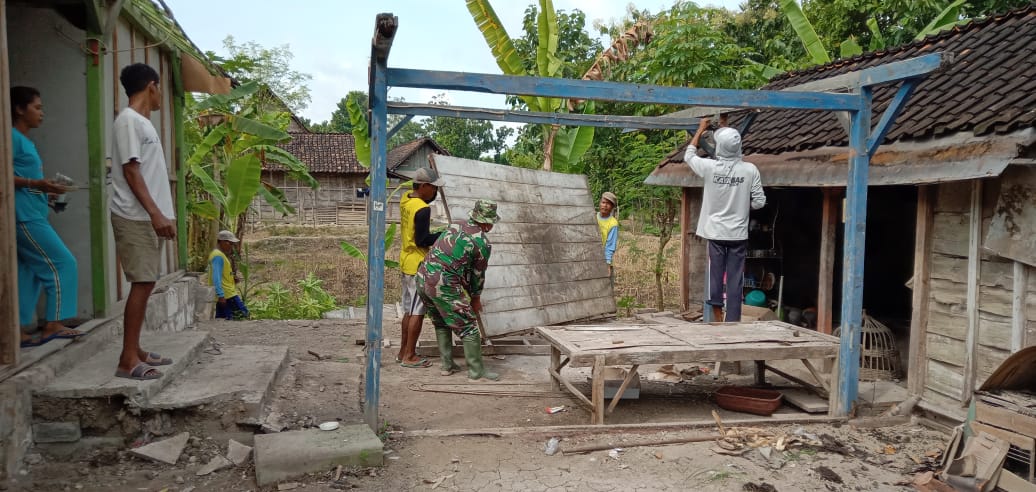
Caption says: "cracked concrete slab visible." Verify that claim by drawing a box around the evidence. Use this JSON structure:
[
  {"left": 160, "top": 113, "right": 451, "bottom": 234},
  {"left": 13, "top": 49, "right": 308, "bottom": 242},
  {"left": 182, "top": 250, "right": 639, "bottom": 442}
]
[
  {"left": 145, "top": 345, "right": 288, "bottom": 420},
  {"left": 37, "top": 331, "right": 210, "bottom": 402}
]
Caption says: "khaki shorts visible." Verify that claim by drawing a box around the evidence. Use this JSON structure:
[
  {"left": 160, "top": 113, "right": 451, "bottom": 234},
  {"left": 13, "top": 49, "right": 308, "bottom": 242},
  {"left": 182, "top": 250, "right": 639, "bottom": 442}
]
[
  {"left": 401, "top": 274, "right": 427, "bottom": 315},
  {"left": 111, "top": 214, "right": 162, "bottom": 283}
]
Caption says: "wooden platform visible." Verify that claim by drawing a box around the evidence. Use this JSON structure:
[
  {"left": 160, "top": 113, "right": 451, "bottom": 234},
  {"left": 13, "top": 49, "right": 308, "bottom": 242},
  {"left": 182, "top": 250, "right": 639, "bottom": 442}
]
[{"left": 536, "top": 319, "right": 840, "bottom": 424}]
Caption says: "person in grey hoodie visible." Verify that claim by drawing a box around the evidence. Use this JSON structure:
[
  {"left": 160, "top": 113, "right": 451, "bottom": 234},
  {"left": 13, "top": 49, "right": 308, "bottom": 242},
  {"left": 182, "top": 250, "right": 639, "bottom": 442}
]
[{"left": 684, "top": 117, "right": 766, "bottom": 322}]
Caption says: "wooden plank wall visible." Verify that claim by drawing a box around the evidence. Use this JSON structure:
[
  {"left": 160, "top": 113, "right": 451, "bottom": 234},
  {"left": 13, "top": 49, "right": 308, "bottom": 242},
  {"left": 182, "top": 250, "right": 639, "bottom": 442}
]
[
  {"left": 922, "top": 179, "right": 1036, "bottom": 413},
  {"left": 431, "top": 155, "right": 615, "bottom": 338}
]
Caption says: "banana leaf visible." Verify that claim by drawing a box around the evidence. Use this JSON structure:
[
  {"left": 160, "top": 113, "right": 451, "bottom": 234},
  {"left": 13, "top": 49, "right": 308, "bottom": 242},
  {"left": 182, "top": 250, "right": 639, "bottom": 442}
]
[
  {"left": 866, "top": 18, "right": 886, "bottom": 50},
  {"left": 254, "top": 144, "right": 318, "bottom": 189},
  {"left": 535, "top": 0, "right": 563, "bottom": 114},
  {"left": 189, "top": 199, "right": 219, "bottom": 220},
  {"left": 258, "top": 183, "right": 295, "bottom": 217},
  {"left": 466, "top": 0, "right": 539, "bottom": 111},
  {"left": 339, "top": 241, "right": 366, "bottom": 261},
  {"left": 193, "top": 81, "right": 261, "bottom": 112},
  {"left": 551, "top": 102, "right": 596, "bottom": 173},
  {"left": 223, "top": 154, "right": 263, "bottom": 219},
  {"left": 186, "top": 125, "right": 229, "bottom": 167},
  {"left": 779, "top": 0, "right": 830, "bottom": 65},
  {"left": 189, "top": 163, "right": 226, "bottom": 204},
  {"left": 347, "top": 97, "right": 371, "bottom": 167},
  {"left": 916, "top": 0, "right": 967, "bottom": 40},
  {"left": 228, "top": 114, "right": 290, "bottom": 142}
]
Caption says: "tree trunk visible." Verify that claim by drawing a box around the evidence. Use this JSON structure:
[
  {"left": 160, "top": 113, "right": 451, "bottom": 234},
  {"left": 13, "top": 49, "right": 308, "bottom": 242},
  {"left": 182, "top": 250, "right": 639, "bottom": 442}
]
[
  {"left": 542, "top": 124, "right": 560, "bottom": 171},
  {"left": 654, "top": 233, "right": 671, "bottom": 312}
]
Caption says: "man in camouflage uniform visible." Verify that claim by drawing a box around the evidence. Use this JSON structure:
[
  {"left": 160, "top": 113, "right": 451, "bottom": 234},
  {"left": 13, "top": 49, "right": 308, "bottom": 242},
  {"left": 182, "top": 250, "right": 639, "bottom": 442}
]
[{"left": 417, "top": 199, "right": 500, "bottom": 380}]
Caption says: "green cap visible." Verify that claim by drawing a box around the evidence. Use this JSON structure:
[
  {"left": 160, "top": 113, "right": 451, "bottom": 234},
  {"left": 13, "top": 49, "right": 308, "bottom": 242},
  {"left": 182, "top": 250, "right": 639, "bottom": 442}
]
[{"left": 468, "top": 199, "right": 500, "bottom": 224}]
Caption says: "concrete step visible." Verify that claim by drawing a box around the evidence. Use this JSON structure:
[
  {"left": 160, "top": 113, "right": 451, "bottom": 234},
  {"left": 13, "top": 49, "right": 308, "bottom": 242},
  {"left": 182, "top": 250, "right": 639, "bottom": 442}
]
[
  {"left": 36, "top": 331, "right": 211, "bottom": 405},
  {"left": 145, "top": 345, "right": 289, "bottom": 423}
]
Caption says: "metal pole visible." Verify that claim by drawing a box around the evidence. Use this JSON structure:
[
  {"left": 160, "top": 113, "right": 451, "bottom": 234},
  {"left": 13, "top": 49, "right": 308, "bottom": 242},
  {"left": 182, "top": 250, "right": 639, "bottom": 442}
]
[
  {"left": 364, "top": 52, "right": 389, "bottom": 430},
  {"left": 834, "top": 88, "right": 872, "bottom": 417}
]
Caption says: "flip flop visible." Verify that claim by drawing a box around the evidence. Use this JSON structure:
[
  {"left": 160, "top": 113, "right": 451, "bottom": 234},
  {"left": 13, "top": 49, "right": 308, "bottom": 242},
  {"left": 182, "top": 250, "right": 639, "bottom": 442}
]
[
  {"left": 114, "top": 362, "right": 163, "bottom": 381},
  {"left": 47, "top": 328, "right": 85, "bottom": 340},
  {"left": 400, "top": 359, "right": 432, "bottom": 368},
  {"left": 143, "top": 352, "right": 173, "bottom": 366},
  {"left": 20, "top": 336, "right": 47, "bottom": 348}
]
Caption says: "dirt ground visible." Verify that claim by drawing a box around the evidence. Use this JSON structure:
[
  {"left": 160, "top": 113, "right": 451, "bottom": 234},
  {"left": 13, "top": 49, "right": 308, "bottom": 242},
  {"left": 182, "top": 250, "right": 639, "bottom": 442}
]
[
  {"left": 241, "top": 224, "right": 684, "bottom": 313},
  {"left": 15, "top": 318, "right": 949, "bottom": 492}
]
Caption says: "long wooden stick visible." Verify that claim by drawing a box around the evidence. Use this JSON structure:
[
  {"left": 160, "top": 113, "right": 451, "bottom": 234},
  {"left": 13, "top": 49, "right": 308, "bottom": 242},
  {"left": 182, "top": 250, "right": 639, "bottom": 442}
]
[
  {"left": 388, "top": 414, "right": 843, "bottom": 438},
  {"left": 606, "top": 365, "right": 640, "bottom": 415},
  {"left": 562, "top": 434, "right": 721, "bottom": 454}
]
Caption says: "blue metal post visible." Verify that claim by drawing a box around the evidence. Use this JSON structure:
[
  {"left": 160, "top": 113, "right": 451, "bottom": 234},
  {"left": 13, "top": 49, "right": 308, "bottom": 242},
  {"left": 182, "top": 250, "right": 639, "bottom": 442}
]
[
  {"left": 364, "top": 51, "right": 389, "bottom": 430},
  {"left": 835, "top": 87, "right": 873, "bottom": 416}
]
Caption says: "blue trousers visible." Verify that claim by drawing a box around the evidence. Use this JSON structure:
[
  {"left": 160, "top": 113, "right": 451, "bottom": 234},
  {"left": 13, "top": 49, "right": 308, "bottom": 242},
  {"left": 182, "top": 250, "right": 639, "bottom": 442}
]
[
  {"left": 16, "top": 219, "right": 77, "bottom": 326},
  {"left": 216, "top": 295, "right": 250, "bottom": 320},
  {"left": 707, "top": 239, "right": 747, "bottom": 322}
]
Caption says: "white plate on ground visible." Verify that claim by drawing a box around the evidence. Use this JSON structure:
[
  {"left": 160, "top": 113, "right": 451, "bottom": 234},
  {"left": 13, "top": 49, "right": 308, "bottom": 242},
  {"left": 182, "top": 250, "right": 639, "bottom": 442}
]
[{"left": 319, "top": 421, "right": 339, "bottom": 431}]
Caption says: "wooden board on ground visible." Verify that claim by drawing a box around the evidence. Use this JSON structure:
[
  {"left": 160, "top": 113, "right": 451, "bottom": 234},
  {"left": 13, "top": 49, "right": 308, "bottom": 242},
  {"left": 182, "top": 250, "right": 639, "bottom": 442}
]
[
  {"left": 432, "top": 155, "right": 615, "bottom": 338},
  {"left": 781, "top": 388, "right": 831, "bottom": 414}
]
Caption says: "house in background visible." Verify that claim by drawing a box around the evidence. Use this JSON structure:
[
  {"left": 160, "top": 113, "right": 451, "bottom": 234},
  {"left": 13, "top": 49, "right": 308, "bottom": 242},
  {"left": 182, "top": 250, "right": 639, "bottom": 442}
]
[
  {"left": 0, "top": 0, "right": 230, "bottom": 476},
  {"left": 251, "top": 135, "right": 448, "bottom": 226},
  {"left": 647, "top": 5, "right": 1036, "bottom": 422}
]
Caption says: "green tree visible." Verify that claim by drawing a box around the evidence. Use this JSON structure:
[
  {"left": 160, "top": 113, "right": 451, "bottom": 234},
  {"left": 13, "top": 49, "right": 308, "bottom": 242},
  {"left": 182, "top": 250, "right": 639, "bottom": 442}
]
[
  {"left": 421, "top": 95, "right": 514, "bottom": 161},
  {"left": 211, "top": 36, "right": 313, "bottom": 113}
]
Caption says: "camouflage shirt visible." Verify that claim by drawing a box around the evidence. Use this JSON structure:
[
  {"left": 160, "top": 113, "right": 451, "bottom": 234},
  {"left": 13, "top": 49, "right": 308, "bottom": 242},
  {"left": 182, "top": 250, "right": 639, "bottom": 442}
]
[{"left": 417, "top": 219, "right": 492, "bottom": 296}]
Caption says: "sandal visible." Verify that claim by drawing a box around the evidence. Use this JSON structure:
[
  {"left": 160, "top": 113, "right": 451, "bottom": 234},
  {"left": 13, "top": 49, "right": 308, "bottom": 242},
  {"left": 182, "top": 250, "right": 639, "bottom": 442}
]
[
  {"left": 143, "top": 352, "right": 173, "bottom": 366},
  {"left": 400, "top": 359, "right": 432, "bottom": 368},
  {"left": 45, "top": 328, "right": 85, "bottom": 340},
  {"left": 114, "top": 362, "right": 163, "bottom": 380}
]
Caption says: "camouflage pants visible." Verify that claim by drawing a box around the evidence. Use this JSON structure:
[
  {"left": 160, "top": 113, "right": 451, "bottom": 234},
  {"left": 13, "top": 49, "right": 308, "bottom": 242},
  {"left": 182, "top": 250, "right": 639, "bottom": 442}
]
[{"left": 417, "top": 281, "right": 479, "bottom": 339}]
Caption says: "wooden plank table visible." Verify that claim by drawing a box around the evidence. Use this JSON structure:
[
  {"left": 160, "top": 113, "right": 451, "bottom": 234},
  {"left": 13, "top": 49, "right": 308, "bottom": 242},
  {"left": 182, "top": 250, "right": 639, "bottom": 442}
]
[{"left": 536, "top": 319, "right": 840, "bottom": 424}]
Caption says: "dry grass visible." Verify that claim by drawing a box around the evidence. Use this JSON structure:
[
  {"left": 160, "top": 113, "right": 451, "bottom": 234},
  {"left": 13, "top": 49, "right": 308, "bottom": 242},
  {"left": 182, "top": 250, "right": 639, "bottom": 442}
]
[{"left": 242, "top": 223, "right": 682, "bottom": 311}]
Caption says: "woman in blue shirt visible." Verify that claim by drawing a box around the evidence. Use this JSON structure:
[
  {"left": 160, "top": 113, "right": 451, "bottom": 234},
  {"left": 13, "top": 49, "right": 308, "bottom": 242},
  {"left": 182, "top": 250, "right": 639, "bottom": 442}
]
[{"left": 11, "top": 86, "right": 82, "bottom": 347}]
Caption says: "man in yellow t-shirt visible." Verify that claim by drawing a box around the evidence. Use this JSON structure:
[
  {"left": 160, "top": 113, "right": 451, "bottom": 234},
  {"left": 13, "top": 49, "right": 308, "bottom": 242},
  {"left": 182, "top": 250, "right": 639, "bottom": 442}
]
[
  {"left": 208, "top": 230, "right": 249, "bottom": 320},
  {"left": 397, "top": 168, "right": 446, "bottom": 368},
  {"left": 597, "top": 192, "right": 619, "bottom": 276}
]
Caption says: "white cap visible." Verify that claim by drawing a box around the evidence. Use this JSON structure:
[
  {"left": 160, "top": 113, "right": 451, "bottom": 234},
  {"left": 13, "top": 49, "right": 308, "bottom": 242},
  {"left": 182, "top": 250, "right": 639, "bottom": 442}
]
[{"left": 217, "top": 230, "right": 239, "bottom": 243}]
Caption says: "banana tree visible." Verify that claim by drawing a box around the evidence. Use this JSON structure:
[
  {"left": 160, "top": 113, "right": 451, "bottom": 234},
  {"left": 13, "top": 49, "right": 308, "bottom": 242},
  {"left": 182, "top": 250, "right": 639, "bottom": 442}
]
[
  {"left": 466, "top": 0, "right": 592, "bottom": 172},
  {"left": 186, "top": 81, "right": 317, "bottom": 248}
]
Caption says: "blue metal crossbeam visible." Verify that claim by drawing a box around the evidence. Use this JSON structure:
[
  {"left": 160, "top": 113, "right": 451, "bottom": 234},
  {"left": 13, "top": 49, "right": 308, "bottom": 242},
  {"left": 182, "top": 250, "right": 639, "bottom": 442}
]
[
  {"left": 387, "top": 68, "right": 864, "bottom": 112},
  {"left": 387, "top": 114, "right": 415, "bottom": 140},
  {"left": 387, "top": 102, "right": 700, "bottom": 130},
  {"left": 867, "top": 79, "right": 919, "bottom": 156}
]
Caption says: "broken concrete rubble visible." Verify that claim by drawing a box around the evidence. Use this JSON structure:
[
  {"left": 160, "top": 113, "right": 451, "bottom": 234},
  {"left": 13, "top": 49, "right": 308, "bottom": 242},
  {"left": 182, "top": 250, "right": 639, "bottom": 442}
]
[
  {"left": 129, "top": 432, "right": 189, "bottom": 465},
  {"left": 227, "top": 439, "right": 252, "bottom": 466},
  {"left": 253, "top": 425, "right": 383, "bottom": 486},
  {"left": 196, "top": 455, "right": 233, "bottom": 476}
]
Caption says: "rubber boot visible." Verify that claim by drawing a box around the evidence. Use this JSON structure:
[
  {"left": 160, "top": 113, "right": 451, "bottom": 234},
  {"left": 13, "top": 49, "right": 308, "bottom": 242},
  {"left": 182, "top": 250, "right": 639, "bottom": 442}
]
[
  {"left": 435, "top": 327, "right": 462, "bottom": 376},
  {"left": 462, "top": 333, "right": 499, "bottom": 381},
  {"left": 711, "top": 305, "right": 724, "bottom": 323}
]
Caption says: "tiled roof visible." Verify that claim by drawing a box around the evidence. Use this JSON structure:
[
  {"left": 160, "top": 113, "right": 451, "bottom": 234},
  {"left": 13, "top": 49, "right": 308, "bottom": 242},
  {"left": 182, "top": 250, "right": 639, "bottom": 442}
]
[
  {"left": 660, "top": 4, "right": 1036, "bottom": 165},
  {"left": 265, "top": 132, "right": 364, "bottom": 174},
  {"left": 387, "top": 137, "right": 449, "bottom": 170}
]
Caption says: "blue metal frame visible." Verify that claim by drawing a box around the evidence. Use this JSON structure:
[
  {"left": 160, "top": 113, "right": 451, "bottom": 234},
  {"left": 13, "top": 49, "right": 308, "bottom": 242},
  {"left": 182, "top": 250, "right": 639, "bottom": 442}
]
[{"left": 364, "top": 14, "right": 940, "bottom": 425}]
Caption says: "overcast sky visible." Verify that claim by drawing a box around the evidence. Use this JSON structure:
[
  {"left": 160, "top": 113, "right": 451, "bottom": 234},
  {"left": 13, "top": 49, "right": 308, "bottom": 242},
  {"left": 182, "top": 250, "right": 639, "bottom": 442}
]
[{"left": 170, "top": 0, "right": 744, "bottom": 124}]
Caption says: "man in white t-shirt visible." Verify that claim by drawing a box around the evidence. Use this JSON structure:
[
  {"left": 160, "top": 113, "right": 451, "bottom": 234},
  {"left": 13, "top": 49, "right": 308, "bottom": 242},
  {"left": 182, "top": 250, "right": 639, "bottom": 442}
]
[
  {"left": 684, "top": 117, "right": 766, "bottom": 322},
  {"left": 110, "top": 63, "right": 176, "bottom": 380}
]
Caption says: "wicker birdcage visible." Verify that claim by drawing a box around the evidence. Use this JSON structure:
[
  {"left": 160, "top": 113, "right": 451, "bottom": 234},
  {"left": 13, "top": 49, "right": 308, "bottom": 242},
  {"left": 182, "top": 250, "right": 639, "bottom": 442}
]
[{"left": 832, "top": 313, "right": 903, "bottom": 381}]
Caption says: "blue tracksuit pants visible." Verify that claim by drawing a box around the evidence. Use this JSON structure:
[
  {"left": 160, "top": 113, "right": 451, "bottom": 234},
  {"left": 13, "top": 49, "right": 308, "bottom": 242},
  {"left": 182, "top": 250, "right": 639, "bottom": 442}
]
[{"left": 16, "top": 219, "right": 77, "bottom": 326}]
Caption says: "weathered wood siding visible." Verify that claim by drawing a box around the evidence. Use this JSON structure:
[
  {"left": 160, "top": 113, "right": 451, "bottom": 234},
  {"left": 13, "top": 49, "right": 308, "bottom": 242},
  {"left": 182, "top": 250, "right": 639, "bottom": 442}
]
[
  {"left": 922, "top": 179, "right": 1036, "bottom": 413},
  {"left": 431, "top": 155, "right": 616, "bottom": 338}
]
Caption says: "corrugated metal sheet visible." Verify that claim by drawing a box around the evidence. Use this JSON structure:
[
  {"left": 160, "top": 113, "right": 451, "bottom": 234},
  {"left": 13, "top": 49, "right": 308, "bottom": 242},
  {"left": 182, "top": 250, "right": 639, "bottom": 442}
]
[{"left": 646, "top": 130, "right": 1035, "bottom": 188}]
